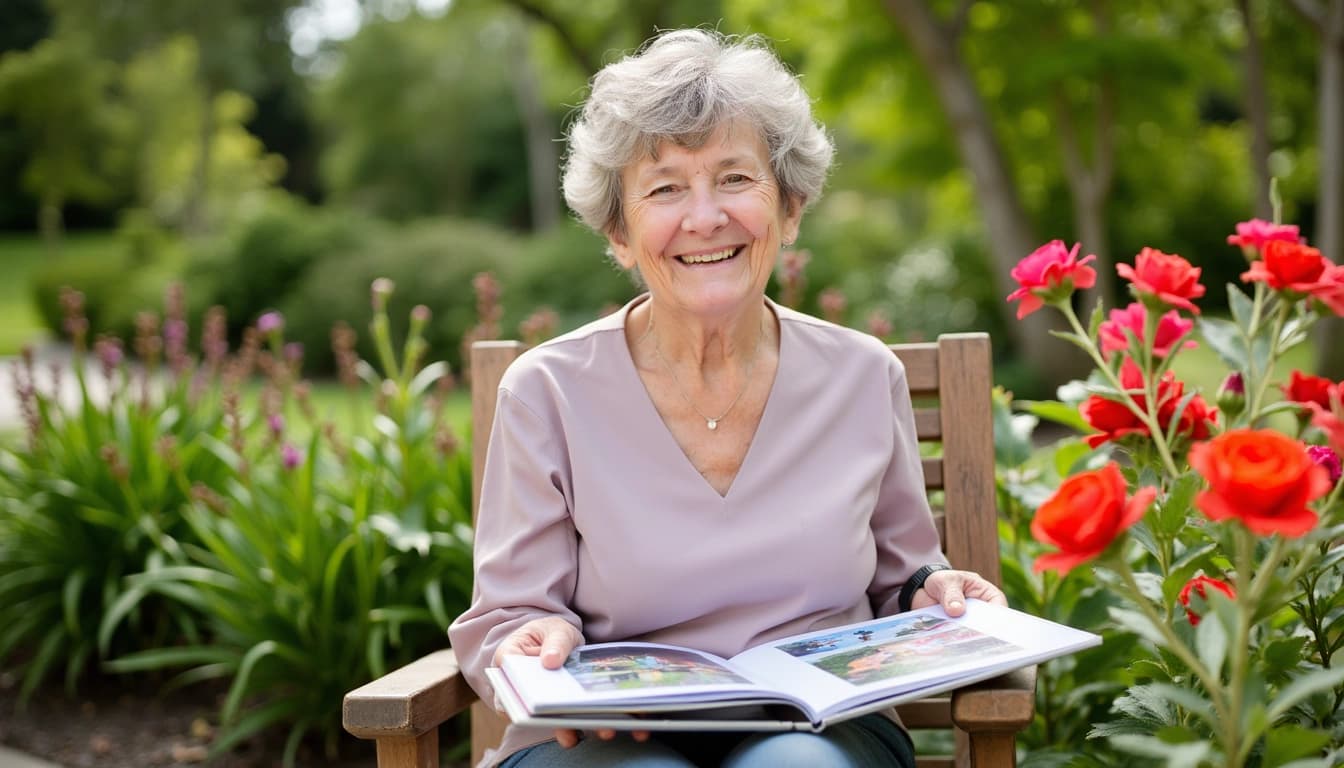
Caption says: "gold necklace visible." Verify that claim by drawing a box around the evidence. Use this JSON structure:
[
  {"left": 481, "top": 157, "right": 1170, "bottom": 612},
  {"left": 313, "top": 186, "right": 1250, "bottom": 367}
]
[{"left": 646, "top": 308, "right": 764, "bottom": 431}]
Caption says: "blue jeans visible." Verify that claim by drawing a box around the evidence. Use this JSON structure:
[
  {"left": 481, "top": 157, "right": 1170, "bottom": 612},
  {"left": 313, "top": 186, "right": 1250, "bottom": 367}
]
[{"left": 496, "top": 713, "right": 916, "bottom": 767}]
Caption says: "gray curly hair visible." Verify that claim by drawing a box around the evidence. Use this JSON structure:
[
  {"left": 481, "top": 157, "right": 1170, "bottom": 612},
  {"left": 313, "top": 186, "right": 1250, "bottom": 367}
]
[{"left": 562, "top": 29, "right": 835, "bottom": 237}]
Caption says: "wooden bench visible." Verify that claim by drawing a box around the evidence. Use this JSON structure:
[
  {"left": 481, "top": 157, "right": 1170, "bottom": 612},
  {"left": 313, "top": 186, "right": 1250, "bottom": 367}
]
[{"left": 344, "top": 332, "right": 1035, "bottom": 768}]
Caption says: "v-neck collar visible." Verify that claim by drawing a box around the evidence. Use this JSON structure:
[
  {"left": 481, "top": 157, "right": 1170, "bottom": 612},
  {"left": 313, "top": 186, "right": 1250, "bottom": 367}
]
[{"left": 612, "top": 294, "right": 785, "bottom": 501}]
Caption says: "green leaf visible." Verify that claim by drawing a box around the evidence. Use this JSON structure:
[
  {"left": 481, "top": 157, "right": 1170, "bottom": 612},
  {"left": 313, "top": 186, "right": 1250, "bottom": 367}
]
[
  {"left": 1018, "top": 399, "right": 1091, "bottom": 434},
  {"left": 98, "top": 584, "right": 151, "bottom": 656},
  {"left": 1267, "top": 667, "right": 1344, "bottom": 720},
  {"left": 1047, "top": 328, "right": 1098, "bottom": 355},
  {"left": 1087, "top": 301, "right": 1105, "bottom": 341},
  {"left": 103, "top": 646, "right": 236, "bottom": 673},
  {"left": 208, "top": 697, "right": 304, "bottom": 758},
  {"left": 61, "top": 567, "right": 88, "bottom": 635},
  {"left": 409, "top": 361, "right": 451, "bottom": 397},
  {"left": 1262, "top": 725, "right": 1331, "bottom": 768},
  {"left": 223, "top": 640, "right": 280, "bottom": 725},
  {"left": 993, "top": 395, "right": 1036, "bottom": 468},
  {"left": 1193, "top": 609, "right": 1228, "bottom": 676},
  {"left": 1228, "top": 283, "right": 1255, "bottom": 331},
  {"left": 1197, "top": 317, "right": 1247, "bottom": 370},
  {"left": 1107, "top": 734, "right": 1213, "bottom": 768},
  {"left": 1108, "top": 607, "right": 1167, "bottom": 646},
  {"left": 19, "top": 628, "right": 66, "bottom": 702}
]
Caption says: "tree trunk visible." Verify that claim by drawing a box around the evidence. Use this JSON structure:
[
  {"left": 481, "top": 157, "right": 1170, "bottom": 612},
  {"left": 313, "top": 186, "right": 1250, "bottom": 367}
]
[
  {"left": 184, "top": 82, "right": 215, "bottom": 235},
  {"left": 508, "top": 23, "right": 561, "bottom": 232},
  {"left": 1313, "top": 1, "right": 1344, "bottom": 377},
  {"left": 881, "top": 0, "right": 1088, "bottom": 387},
  {"left": 1052, "top": 69, "right": 1116, "bottom": 317},
  {"left": 38, "top": 191, "right": 64, "bottom": 256},
  {"left": 1237, "top": 0, "right": 1275, "bottom": 221}
]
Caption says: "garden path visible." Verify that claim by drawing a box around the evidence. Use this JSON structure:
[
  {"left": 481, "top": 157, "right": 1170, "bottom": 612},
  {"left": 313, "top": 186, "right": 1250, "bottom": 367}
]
[{"left": 0, "top": 342, "right": 138, "bottom": 431}]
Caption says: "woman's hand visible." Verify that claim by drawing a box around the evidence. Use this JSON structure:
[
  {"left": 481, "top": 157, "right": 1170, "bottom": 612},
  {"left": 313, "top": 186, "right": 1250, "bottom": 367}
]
[
  {"left": 910, "top": 569, "right": 1007, "bottom": 617},
  {"left": 493, "top": 617, "right": 650, "bottom": 748}
]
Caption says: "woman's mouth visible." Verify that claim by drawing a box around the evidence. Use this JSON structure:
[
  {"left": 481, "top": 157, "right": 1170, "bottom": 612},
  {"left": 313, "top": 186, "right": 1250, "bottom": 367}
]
[{"left": 677, "top": 247, "right": 742, "bottom": 265}]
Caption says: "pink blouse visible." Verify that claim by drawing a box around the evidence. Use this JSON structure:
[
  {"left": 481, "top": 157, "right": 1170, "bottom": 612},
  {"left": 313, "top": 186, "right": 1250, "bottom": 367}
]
[{"left": 447, "top": 296, "right": 946, "bottom": 766}]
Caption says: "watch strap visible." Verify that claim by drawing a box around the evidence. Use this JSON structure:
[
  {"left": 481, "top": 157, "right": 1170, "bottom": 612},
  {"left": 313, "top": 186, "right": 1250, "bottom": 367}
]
[{"left": 898, "top": 563, "right": 950, "bottom": 613}]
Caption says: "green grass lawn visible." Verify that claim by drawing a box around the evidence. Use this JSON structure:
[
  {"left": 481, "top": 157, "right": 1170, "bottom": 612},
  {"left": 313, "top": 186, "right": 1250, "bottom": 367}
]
[
  {"left": 1168, "top": 336, "right": 1313, "bottom": 398},
  {"left": 257, "top": 378, "right": 472, "bottom": 440},
  {"left": 0, "top": 232, "right": 123, "bottom": 355}
]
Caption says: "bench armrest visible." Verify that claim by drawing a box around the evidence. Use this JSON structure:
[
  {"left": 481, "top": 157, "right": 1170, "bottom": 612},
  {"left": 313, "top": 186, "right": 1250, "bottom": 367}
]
[
  {"left": 343, "top": 649, "right": 478, "bottom": 739},
  {"left": 950, "top": 665, "right": 1036, "bottom": 731}
]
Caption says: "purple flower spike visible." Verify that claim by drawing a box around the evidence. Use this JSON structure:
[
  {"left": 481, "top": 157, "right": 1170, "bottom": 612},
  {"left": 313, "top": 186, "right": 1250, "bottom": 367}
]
[
  {"left": 282, "top": 443, "right": 303, "bottom": 471},
  {"left": 258, "top": 311, "right": 284, "bottom": 335},
  {"left": 268, "top": 413, "right": 285, "bottom": 437}
]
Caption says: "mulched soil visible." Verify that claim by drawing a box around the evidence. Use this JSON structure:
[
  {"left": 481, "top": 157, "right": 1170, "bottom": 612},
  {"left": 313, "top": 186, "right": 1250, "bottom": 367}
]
[{"left": 0, "top": 669, "right": 458, "bottom": 768}]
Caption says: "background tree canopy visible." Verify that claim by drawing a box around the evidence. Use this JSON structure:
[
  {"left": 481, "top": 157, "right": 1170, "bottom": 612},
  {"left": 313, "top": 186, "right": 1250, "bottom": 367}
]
[{"left": 0, "top": 0, "right": 1338, "bottom": 391}]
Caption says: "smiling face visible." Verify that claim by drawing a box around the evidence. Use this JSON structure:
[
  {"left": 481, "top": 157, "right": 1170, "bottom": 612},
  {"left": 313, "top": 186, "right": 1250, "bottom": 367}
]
[{"left": 608, "top": 122, "right": 803, "bottom": 321}]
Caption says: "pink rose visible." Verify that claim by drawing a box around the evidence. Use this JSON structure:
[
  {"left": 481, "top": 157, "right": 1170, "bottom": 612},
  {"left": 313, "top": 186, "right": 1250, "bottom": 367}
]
[
  {"left": 1006, "top": 241, "right": 1098, "bottom": 319},
  {"left": 1226, "top": 219, "right": 1302, "bottom": 250},
  {"left": 1098, "top": 302, "right": 1196, "bottom": 359}
]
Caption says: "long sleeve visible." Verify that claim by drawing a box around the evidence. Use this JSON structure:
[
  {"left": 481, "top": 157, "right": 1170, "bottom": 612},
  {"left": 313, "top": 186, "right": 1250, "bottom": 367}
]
[
  {"left": 447, "top": 388, "right": 584, "bottom": 705},
  {"left": 867, "top": 355, "right": 948, "bottom": 618}
]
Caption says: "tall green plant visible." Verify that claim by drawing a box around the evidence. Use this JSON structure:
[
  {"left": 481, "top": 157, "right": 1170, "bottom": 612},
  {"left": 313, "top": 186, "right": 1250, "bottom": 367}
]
[
  {"left": 98, "top": 282, "right": 474, "bottom": 765},
  {"left": 0, "top": 286, "right": 231, "bottom": 699}
]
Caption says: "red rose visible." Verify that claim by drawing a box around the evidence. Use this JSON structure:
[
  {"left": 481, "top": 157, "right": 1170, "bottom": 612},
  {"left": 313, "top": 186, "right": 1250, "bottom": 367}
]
[
  {"left": 1226, "top": 219, "right": 1302, "bottom": 250},
  {"left": 1007, "top": 240, "right": 1098, "bottom": 319},
  {"left": 1178, "top": 575, "right": 1236, "bottom": 626},
  {"left": 1116, "top": 247, "right": 1206, "bottom": 314},
  {"left": 1031, "top": 463, "right": 1157, "bottom": 574},
  {"left": 1080, "top": 395, "right": 1149, "bottom": 448},
  {"left": 1311, "top": 263, "right": 1344, "bottom": 316},
  {"left": 1098, "top": 303, "right": 1196, "bottom": 359},
  {"left": 1189, "top": 429, "right": 1331, "bottom": 537},
  {"left": 1160, "top": 386, "right": 1217, "bottom": 442},
  {"left": 1241, "top": 240, "right": 1329, "bottom": 294},
  {"left": 1081, "top": 359, "right": 1216, "bottom": 447},
  {"left": 1282, "top": 370, "right": 1337, "bottom": 410}
]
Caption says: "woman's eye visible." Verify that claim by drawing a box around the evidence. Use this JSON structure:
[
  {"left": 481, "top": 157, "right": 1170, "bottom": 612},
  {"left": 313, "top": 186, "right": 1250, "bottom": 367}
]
[{"left": 650, "top": 185, "right": 677, "bottom": 196}]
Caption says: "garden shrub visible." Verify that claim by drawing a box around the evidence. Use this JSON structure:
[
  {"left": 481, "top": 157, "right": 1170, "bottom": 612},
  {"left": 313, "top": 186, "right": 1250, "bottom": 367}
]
[
  {"left": 280, "top": 216, "right": 521, "bottom": 374},
  {"left": 506, "top": 219, "right": 638, "bottom": 332},
  {"left": 185, "top": 193, "right": 382, "bottom": 340},
  {"left": 29, "top": 215, "right": 187, "bottom": 344}
]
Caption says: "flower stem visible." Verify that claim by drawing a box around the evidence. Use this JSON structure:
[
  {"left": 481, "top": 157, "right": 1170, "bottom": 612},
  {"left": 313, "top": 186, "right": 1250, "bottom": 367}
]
[
  {"left": 1227, "top": 528, "right": 1258, "bottom": 766},
  {"left": 1061, "top": 304, "right": 1180, "bottom": 477},
  {"left": 1246, "top": 298, "right": 1292, "bottom": 421},
  {"left": 1114, "top": 559, "right": 1231, "bottom": 723}
]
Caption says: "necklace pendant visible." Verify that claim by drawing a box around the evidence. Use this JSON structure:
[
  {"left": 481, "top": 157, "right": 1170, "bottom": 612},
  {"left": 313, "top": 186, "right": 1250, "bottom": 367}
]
[{"left": 707, "top": 419, "right": 718, "bottom": 430}]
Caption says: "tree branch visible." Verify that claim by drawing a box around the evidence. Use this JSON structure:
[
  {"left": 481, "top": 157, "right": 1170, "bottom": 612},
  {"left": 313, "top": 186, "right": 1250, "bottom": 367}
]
[
  {"left": 948, "top": 0, "right": 974, "bottom": 41},
  {"left": 500, "top": 0, "right": 601, "bottom": 75},
  {"left": 1287, "top": 0, "right": 1326, "bottom": 30}
]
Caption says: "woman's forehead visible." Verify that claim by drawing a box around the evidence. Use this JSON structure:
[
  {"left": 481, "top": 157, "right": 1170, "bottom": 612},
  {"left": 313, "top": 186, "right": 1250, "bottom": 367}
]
[{"left": 634, "top": 123, "right": 770, "bottom": 172}]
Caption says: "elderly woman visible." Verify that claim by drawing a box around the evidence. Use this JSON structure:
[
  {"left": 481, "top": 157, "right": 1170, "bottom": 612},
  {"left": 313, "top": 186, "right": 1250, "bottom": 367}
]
[{"left": 448, "top": 29, "right": 1004, "bottom": 768}]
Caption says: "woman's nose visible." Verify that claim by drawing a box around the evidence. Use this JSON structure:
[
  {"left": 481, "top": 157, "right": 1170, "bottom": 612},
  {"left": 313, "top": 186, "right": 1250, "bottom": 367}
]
[{"left": 681, "top": 188, "right": 729, "bottom": 234}]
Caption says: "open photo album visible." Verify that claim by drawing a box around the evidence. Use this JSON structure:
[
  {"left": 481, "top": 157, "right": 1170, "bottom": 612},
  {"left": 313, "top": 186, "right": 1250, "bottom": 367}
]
[{"left": 485, "top": 599, "right": 1101, "bottom": 732}]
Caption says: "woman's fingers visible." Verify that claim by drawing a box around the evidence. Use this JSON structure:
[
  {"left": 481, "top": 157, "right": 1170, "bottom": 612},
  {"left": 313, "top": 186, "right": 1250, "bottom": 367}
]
[
  {"left": 915, "top": 570, "right": 1008, "bottom": 615},
  {"left": 554, "top": 729, "right": 580, "bottom": 749},
  {"left": 493, "top": 617, "right": 582, "bottom": 668}
]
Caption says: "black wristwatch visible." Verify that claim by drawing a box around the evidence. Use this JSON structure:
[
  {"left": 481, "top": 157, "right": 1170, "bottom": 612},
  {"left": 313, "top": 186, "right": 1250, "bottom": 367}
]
[{"left": 898, "top": 564, "right": 950, "bottom": 613}]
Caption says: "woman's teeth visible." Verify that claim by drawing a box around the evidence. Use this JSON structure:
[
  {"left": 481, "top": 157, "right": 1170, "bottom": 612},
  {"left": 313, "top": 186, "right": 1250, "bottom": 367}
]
[{"left": 679, "top": 248, "right": 736, "bottom": 264}]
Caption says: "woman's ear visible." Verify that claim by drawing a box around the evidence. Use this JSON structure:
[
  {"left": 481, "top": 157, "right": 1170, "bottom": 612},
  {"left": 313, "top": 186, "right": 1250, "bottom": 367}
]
[
  {"left": 607, "top": 227, "right": 636, "bottom": 270},
  {"left": 782, "top": 194, "right": 805, "bottom": 246}
]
